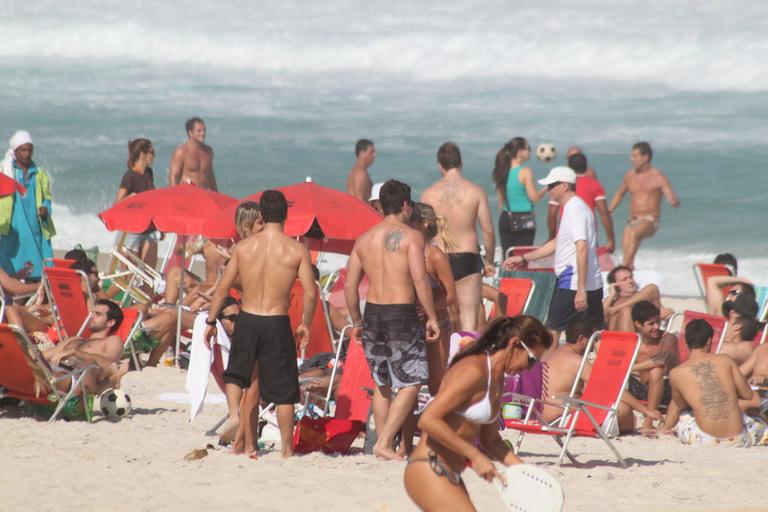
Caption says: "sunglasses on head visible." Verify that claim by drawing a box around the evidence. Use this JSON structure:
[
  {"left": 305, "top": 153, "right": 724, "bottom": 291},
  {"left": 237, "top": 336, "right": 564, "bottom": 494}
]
[
  {"left": 519, "top": 340, "right": 538, "bottom": 368},
  {"left": 727, "top": 289, "right": 741, "bottom": 297}
]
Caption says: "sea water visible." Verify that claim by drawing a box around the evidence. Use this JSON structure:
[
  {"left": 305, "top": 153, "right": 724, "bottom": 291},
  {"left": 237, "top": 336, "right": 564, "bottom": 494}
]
[{"left": 2, "top": 0, "right": 767, "bottom": 295}]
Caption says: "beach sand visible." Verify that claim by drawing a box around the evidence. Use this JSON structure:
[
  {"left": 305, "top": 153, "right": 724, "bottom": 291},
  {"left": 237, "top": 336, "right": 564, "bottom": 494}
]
[{"left": 2, "top": 339, "right": 766, "bottom": 510}]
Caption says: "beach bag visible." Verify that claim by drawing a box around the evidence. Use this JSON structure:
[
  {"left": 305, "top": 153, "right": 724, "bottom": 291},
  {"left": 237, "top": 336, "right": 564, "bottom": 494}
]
[{"left": 292, "top": 416, "right": 364, "bottom": 455}]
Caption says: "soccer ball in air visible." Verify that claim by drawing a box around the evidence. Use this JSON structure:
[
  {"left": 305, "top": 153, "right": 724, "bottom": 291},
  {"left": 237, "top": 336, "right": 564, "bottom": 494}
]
[
  {"left": 100, "top": 388, "right": 132, "bottom": 419},
  {"left": 536, "top": 143, "right": 556, "bottom": 163}
]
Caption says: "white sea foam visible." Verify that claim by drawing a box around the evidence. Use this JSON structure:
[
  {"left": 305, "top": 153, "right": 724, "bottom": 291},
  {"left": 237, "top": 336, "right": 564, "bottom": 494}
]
[{"left": 3, "top": 0, "right": 768, "bottom": 92}]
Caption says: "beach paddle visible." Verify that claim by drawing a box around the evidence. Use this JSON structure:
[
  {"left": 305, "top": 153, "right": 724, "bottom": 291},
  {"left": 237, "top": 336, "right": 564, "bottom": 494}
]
[{"left": 495, "top": 465, "right": 564, "bottom": 512}]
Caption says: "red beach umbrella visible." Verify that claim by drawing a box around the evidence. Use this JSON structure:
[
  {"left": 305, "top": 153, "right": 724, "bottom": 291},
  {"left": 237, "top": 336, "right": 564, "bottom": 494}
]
[
  {"left": 0, "top": 173, "right": 27, "bottom": 197},
  {"left": 202, "top": 178, "right": 382, "bottom": 245},
  {"left": 98, "top": 184, "right": 238, "bottom": 235}
]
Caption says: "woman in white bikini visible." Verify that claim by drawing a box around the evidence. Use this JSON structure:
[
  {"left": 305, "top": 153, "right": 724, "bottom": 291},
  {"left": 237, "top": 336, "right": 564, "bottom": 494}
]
[{"left": 404, "top": 315, "right": 552, "bottom": 511}]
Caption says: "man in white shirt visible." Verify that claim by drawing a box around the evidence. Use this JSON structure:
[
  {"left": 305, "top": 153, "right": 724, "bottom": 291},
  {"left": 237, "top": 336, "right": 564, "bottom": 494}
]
[{"left": 504, "top": 166, "right": 603, "bottom": 342}]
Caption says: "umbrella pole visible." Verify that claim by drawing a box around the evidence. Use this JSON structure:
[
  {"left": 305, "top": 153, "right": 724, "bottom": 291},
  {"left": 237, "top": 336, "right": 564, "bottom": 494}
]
[{"left": 175, "top": 236, "right": 185, "bottom": 368}]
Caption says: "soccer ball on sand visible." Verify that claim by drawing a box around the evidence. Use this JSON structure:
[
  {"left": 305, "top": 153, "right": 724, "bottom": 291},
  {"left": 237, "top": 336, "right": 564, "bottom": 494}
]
[
  {"left": 100, "top": 388, "right": 132, "bottom": 419},
  {"left": 536, "top": 143, "right": 556, "bottom": 163}
]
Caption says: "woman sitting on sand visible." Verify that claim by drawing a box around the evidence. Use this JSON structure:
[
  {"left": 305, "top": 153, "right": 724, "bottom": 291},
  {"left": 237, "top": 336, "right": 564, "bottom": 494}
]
[{"left": 404, "top": 315, "right": 552, "bottom": 511}]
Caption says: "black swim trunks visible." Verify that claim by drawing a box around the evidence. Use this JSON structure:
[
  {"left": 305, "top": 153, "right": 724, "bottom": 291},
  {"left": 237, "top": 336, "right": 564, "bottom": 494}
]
[
  {"left": 222, "top": 312, "right": 300, "bottom": 405},
  {"left": 362, "top": 303, "right": 427, "bottom": 388},
  {"left": 447, "top": 252, "right": 484, "bottom": 281},
  {"left": 627, "top": 374, "right": 672, "bottom": 406}
]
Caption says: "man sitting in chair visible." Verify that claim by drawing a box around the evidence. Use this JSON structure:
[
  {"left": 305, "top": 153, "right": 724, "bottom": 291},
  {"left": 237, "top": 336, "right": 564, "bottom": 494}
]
[
  {"left": 602, "top": 265, "right": 672, "bottom": 332},
  {"left": 658, "top": 319, "right": 766, "bottom": 446},
  {"left": 41, "top": 299, "right": 128, "bottom": 394},
  {"left": 626, "top": 301, "right": 678, "bottom": 432}
]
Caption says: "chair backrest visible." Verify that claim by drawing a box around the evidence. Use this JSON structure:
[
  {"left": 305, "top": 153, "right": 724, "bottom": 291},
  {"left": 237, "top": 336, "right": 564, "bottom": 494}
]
[
  {"left": 45, "top": 258, "right": 77, "bottom": 269},
  {"left": 693, "top": 263, "right": 732, "bottom": 298},
  {"left": 676, "top": 311, "right": 726, "bottom": 362},
  {"left": 115, "top": 307, "right": 142, "bottom": 346},
  {"left": 0, "top": 324, "right": 56, "bottom": 404},
  {"left": 490, "top": 278, "right": 534, "bottom": 318},
  {"left": 43, "top": 267, "right": 94, "bottom": 340},
  {"left": 288, "top": 280, "right": 333, "bottom": 359},
  {"left": 333, "top": 339, "right": 374, "bottom": 422},
  {"left": 571, "top": 331, "right": 640, "bottom": 433}
]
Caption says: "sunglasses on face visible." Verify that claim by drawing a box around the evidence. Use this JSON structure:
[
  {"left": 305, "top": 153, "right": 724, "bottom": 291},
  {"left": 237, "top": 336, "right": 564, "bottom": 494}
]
[
  {"left": 519, "top": 340, "right": 538, "bottom": 368},
  {"left": 727, "top": 289, "right": 741, "bottom": 297},
  {"left": 547, "top": 182, "right": 561, "bottom": 190},
  {"left": 219, "top": 314, "right": 238, "bottom": 322}
]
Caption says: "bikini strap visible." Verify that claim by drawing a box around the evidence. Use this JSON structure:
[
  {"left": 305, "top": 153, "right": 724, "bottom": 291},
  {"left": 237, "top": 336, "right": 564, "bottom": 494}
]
[{"left": 485, "top": 354, "right": 492, "bottom": 393}]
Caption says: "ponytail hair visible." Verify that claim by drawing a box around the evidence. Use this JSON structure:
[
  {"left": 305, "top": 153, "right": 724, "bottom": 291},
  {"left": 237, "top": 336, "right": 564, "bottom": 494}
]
[
  {"left": 127, "top": 138, "right": 153, "bottom": 169},
  {"left": 234, "top": 201, "right": 261, "bottom": 239},
  {"left": 492, "top": 137, "right": 529, "bottom": 203},
  {"left": 450, "top": 315, "right": 552, "bottom": 367}
]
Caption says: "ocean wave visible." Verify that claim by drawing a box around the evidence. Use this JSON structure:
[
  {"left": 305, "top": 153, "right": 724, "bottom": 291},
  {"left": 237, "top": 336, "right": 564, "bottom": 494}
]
[{"left": 3, "top": 0, "right": 768, "bottom": 92}]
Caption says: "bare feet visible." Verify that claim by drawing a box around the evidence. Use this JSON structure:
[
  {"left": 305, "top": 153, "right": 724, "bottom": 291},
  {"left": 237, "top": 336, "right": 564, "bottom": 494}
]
[
  {"left": 373, "top": 444, "right": 404, "bottom": 461},
  {"left": 281, "top": 447, "right": 293, "bottom": 458},
  {"left": 110, "top": 360, "right": 131, "bottom": 389},
  {"left": 218, "top": 419, "right": 240, "bottom": 446}
]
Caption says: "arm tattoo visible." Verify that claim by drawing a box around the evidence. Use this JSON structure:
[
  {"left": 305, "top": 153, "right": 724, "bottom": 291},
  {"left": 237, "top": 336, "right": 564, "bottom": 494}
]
[
  {"left": 384, "top": 229, "right": 403, "bottom": 252},
  {"left": 691, "top": 361, "right": 731, "bottom": 420}
]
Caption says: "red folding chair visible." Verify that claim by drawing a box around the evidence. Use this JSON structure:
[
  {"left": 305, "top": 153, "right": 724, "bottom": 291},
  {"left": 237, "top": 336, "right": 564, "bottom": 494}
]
[
  {"left": 42, "top": 267, "right": 95, "bottom": 341},
  {"left": 667, "top": 311, "right": 727, "bottom": 362},
  {"left": 0, "top": 324, "right": 97, "bottom": 422},
  {"left": 693, "top": 263, "right": 733, "bottom": 298},
  {"left": 490, "top": 278, "right": 535, "bottom": 318},
  {"left": 505, "top": 331, "right": 641, "bottom": 468}
]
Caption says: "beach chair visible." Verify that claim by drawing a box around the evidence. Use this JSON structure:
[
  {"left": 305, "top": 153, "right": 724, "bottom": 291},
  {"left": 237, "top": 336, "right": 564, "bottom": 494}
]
[
  {"left": 44, "top": 257, "right": 77, "bottom": 269},
  {"left": 115, "top": 307, "right": 144, "bottom": 371},
  {"left": 692, "top": 263, "right": 733, "bottom": 298},
  {"left": 42, "top": 266, "right": 95, "bottom": 341},
  {"left": 489, "top": 277, "right": 535, "bottom": 318},
  {"left": 287, "top": 280, "right": 334, "bottom": 359},
  {"left": 504, "top": 330, "right": 641, "bottom": 468},
  {"left": 0, "top": 324, "right": 97, "bottom": 422},
  {"left": 666, "top": 311, "right": 727, "bottom": 362}
]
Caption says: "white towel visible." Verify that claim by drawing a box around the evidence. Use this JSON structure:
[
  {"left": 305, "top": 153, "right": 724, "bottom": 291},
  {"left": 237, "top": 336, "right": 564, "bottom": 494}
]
[
  {"left": 185, "top": 312, "right": 231, "bottom": 422},
  {"left": 2, "top": 130, "right": 32, "bottom": 178}
]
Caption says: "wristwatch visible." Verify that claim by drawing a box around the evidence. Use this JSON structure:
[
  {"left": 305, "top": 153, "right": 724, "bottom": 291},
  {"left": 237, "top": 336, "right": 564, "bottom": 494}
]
[
  {"left": 205, "top": 317, "right": 217, "bottom": 326},
  {"left": 521, "top": 254, "right": 528, "bottom": 264}
]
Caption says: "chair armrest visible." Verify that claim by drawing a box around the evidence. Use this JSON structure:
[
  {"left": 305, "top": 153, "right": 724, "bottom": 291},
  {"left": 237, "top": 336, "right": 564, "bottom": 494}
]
[{"left": 558, "top": 395, "right": 615, "bottom": 411}]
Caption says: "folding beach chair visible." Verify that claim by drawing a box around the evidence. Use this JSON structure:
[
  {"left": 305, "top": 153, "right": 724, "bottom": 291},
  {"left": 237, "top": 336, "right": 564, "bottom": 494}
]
[
  {"left": 504, "top": 330, "right": 641, "bottom": 468},
  {"left": 489, "top": 277, "right": 535, "bottom": 318},
  {"left": 666, "top": 311, "right": 727, "bottom": 362},
  {"left": 115, "top": 307, "right": 144, "bottom": 371},
  {"left": 42, "top": 266, "right": 95, "bottom": 341},
  {"left": 692, "top": 262, "right": 733, "bottom": 299},
  {"left": 287, "top": 280, "right": 334, "bottom": 359},
  {"left": 0, "top": 324, "right": 97, "bottom": 422},
  {"left": 44, "top": 257, "right": 77, "bottom": 269}
]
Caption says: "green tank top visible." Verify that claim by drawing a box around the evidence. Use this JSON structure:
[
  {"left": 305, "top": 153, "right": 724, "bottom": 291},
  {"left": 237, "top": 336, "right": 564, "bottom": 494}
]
[{"left": 504, "top": 165, "right": 533, "bottom": 212}]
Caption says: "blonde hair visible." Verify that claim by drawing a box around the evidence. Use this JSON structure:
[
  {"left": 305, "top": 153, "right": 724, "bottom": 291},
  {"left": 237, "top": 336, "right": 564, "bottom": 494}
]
[
  {"left": 413, "top": 202, "right": 455, "bottom": 251},
  {"left": 234, "top": 201, "right": 261, "bottom": 239}
]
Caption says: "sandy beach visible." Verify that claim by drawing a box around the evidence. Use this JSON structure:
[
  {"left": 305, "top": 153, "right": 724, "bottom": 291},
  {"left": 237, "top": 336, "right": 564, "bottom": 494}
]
[{"left": 1, "top": 298, "right": 765, "bottom": 512}]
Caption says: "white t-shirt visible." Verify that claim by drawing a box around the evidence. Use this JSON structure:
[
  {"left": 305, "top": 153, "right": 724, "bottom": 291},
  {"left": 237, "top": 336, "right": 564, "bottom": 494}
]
[{"left": 554, "top": 196, "right": 602, "bottom": 291}]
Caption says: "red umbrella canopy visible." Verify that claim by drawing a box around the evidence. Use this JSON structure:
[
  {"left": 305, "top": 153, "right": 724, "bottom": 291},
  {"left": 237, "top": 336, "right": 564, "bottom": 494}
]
[
  {"left": 98, "top": 184, "right": 238, "bottom": 235},
  {"left": 0, "top": 173, "right": 27, "bottom": 197},
  {"left": 202, "top": 179, "right": 382, "bottom": 241}
]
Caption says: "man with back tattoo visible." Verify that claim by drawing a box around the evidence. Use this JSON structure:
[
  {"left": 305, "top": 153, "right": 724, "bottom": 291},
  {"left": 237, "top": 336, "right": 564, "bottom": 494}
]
[
  {"left": 346, "top": 179, "right": 439, "bottom": 460},
  {"left": 421, "top": 142, "right": 495, "bottom": 331},
  {"left": 658, "top": 319, "right": 767, "bottom": 446}
]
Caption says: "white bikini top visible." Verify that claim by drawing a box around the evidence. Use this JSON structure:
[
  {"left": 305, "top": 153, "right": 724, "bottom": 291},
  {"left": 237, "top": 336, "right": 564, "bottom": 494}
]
[{"left": 455, "top": 354, "right": 499, "bottom": 425}]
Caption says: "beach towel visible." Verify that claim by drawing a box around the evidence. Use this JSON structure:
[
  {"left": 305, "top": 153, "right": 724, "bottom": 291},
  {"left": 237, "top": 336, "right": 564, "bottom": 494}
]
[{"left": 185, "top": 312, "right": 230, "bottom": 421}]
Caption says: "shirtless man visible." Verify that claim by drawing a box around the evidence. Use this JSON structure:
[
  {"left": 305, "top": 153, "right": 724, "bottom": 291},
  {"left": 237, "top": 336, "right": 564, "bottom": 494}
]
[
  {"left": 345, "top": 139, "right": 375, "bottom": 202},
  {"left": 421, "top": 142, "right": 495, "bottom": 331},
  {"left": 719, "top": 315, "right": 759, "bottom": 365},
  {"left": 626, "top": 301, "right": 678, "bottom": 431},
  {"left": 205, "top": 190, "right": 316, "bottom": 458},
  {"left": 603, "top": 265, "right": 671, "bottom": 331},
  {"left": 739, "top": 342, "right": 768, "bottom": 416},
  {"left": 659, "top": 319, "right": 765, "bottom": 447},
  {"left": 43, "top": 299, "right": 127, "bottom": 394},
  {"left": 608, "top": 142, "right": 679, "bottom": 269},
  {"left": 346, "top": 179, "right": 439, "bottom": 460},
  {"left": 168, "top": 117, "right": 217, "bottom": 190}
]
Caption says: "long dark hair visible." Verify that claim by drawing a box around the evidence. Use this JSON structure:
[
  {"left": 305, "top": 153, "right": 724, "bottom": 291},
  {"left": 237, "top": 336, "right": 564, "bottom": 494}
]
[
  {"left": 127, "top": 138, "right": 153, "bottom": 168},
  {"left": 450, "top": 315, "right": 552, "bottom": 367},
  {"left": 492, "top": 137, "right": 529, "bottom": 204}
]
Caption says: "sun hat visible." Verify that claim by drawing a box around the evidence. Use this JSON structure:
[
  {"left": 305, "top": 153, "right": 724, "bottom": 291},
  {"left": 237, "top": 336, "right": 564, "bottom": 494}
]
[{"left": 369, "top": 182, "right": 384, "bottom": 202}]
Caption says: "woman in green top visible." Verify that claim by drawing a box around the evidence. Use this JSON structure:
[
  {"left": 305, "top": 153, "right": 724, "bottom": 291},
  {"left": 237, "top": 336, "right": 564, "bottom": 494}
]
[{"left": 492, "top": 137, "right": 545, "bottom": 257}]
